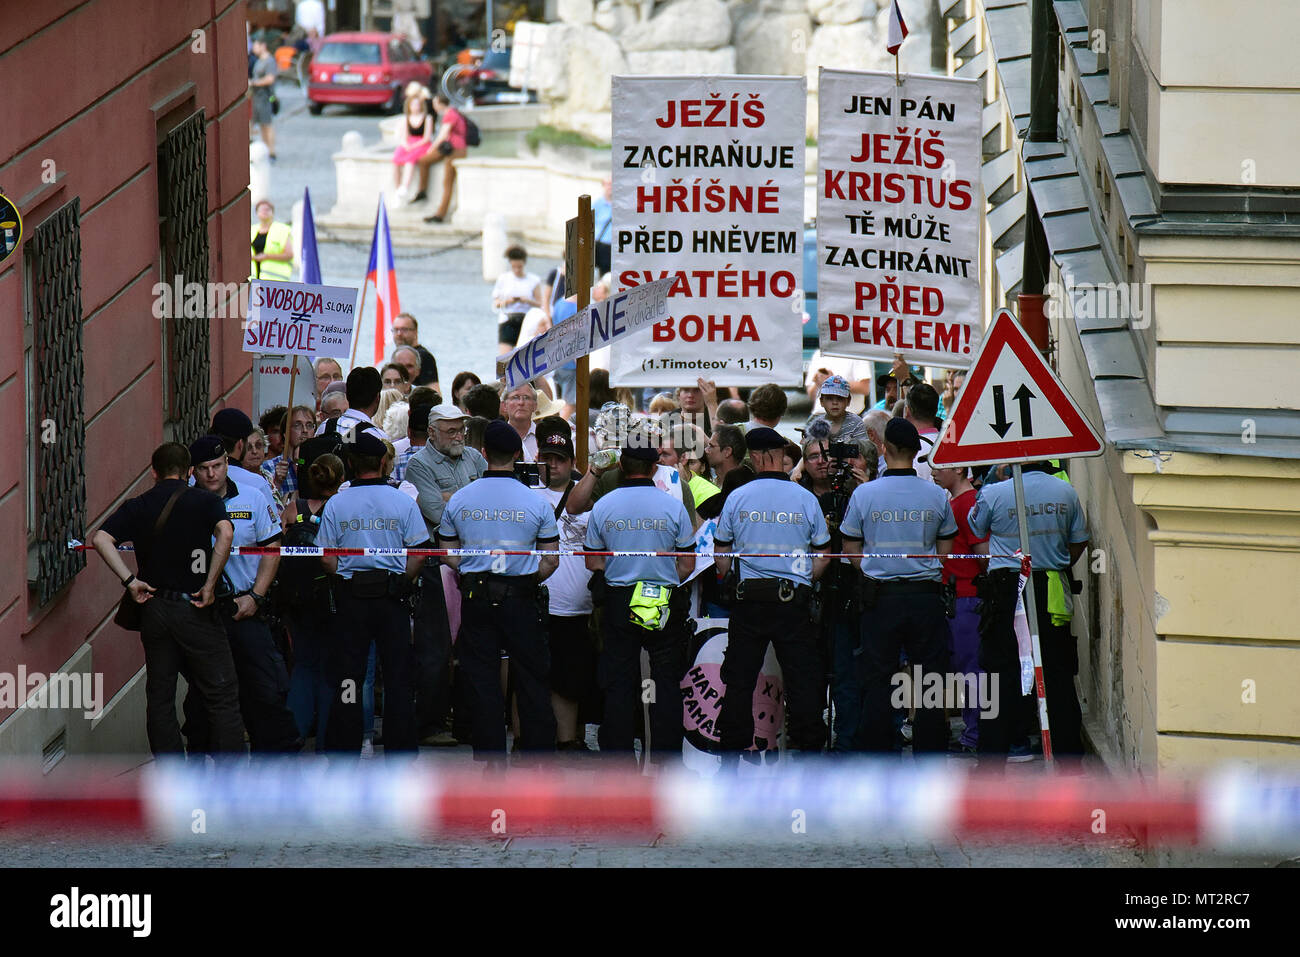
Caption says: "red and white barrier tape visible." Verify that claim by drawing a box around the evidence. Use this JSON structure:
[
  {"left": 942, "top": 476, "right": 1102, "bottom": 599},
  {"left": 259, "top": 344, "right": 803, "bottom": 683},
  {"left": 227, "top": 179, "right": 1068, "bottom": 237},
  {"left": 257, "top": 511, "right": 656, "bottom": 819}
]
[
  {"left": 0, "top": 760, "right": 1295, "bottom": 850},
  {"left": 69, "top": 542, "right": 989, "bottom": 560}
]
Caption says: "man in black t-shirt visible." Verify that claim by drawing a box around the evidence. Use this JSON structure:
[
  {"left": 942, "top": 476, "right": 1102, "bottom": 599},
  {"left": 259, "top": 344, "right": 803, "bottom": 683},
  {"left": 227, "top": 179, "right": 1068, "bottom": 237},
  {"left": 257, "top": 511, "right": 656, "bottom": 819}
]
[{"left": 93, "top": 442, "right": 246, "bottom": 757}]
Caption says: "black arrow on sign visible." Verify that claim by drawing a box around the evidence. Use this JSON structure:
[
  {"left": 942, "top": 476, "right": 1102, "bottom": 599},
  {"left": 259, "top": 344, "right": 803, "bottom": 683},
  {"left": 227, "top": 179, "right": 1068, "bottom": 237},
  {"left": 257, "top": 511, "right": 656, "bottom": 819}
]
[
  {"left": 1014, "top": 384, "right": 1036, "bottom": 437},
  {"left": 990, "top": 385, "right": 1013, "bottom": 437}
]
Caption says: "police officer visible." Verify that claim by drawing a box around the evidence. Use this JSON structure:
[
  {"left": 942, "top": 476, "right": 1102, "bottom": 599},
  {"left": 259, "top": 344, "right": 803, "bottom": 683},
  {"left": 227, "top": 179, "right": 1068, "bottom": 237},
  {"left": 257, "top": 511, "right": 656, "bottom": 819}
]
[
  {"left": 184, "top": 435, "right": 302, "bottom": 754},
  {"left": 584, "top": 430, "right": 695, "bottom": 765},
  {"left": 316, "top": 430, "right": 429, "bottom": 758},
  {"left": 209, "top": 408, "right": 279, "bottom": 512},
  {"left": 438, "top": 420, "right": 559, "bottom": 761},
  {"left": 968, "top": 461, "right": 1090, "bottom": 766},
  {"left": 714, "top": 427, "right": 832, "bottom": 762},
  {"left": 839, "top": 419, "right": 957, "bottom": 754},
  {"left": 92, "top": 442, "right": 245, "bottom": 756}
]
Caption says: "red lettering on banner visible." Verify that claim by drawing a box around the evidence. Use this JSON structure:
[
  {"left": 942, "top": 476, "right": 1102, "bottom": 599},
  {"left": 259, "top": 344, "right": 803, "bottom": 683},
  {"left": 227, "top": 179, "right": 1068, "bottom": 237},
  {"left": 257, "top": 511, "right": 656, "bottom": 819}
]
[
  {"left": 653, "top": 95, "right": 766, "bottom": 129},
  {"left": 651, "top": 315, "right": 759, "bottom": 342}
]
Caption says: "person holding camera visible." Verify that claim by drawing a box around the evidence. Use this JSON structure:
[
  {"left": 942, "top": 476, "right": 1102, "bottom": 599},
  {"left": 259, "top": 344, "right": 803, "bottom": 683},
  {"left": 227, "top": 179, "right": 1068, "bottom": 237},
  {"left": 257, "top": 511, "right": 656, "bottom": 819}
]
[
  {"left": 438, "top": 421, "right": 560, "bottom": 762},
  {"left": 839, "top": 419, "right": 957, "bottom": 755},
  {"left": 316, "top": 431, "right": 429, "bottom": 759},
  {"left": 182, "top": 435, "right": 301, "bottom": 755},
  {"left": 584, "top": 429, "right": 696, "bottom": 766},
  {"left": 713, "top": 428, "right": 832, "bottom": 766},
  {"left": 798, "top": 423, "right": 871, "bottom": 751}
]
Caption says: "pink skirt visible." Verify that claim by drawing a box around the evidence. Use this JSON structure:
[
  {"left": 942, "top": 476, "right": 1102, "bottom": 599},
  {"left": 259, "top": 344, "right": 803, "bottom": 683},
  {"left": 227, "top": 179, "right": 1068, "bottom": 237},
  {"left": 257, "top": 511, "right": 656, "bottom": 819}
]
[{"left": 393, "top": 136, "right": 432, "bottom": 166}]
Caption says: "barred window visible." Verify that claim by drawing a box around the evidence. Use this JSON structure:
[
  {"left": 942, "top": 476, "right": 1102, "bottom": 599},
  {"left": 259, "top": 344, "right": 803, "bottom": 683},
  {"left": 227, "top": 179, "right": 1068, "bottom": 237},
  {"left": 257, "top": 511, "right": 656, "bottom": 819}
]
[
  {"left": 25, "top": 199, "right": 88, "bottom": 607},
  {"left": 158, "top": 109, "right": 210, "bottom": 448}
]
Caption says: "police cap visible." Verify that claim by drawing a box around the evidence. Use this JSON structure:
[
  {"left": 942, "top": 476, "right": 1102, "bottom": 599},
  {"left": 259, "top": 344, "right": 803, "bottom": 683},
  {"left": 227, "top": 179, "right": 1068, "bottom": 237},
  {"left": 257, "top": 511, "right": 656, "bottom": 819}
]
[
  {"left": 884, "top": 417, "right": 921, "bottom": 452},
  {"left": 189, "top": 434, "right": 226, "bottom": 466},
  {"left": 347, "top": 430, "right": 388, "bottom": 458},
  {"left": 484, "top": 419, "right": 523, "bottom": 455},
  {"left": 211, "top": 408, "right": 254, "bottom": 440},
  {"left": 622, "top": 444, "right": 658, "bottom": 463},
  {"left": 745, "top": 426, "right": 786, "bottom": 452}
]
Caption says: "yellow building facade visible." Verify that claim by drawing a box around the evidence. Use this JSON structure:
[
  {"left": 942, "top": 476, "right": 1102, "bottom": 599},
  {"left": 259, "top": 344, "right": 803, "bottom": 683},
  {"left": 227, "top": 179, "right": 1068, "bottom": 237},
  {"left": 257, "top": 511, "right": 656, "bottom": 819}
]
[{"left": 947, "top": 0, "right": 1300, "bottom": 771}]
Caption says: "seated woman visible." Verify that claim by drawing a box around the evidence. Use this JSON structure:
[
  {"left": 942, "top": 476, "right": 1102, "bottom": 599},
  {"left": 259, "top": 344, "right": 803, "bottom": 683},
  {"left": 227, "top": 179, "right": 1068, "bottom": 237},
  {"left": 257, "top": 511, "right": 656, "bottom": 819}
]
[
  {"left": 419, "top": 94, "right": 468, "bottom": 222},
  {"left": 393, "top": 87, "right": 434, "bottom": 202}
]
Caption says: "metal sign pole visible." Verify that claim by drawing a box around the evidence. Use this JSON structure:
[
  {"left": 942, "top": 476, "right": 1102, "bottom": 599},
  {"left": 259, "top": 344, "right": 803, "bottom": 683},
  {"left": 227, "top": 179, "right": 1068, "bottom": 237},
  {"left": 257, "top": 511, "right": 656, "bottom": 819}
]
[{"left": 1012, "top": 463, "right": 1053, "bottom": 764}]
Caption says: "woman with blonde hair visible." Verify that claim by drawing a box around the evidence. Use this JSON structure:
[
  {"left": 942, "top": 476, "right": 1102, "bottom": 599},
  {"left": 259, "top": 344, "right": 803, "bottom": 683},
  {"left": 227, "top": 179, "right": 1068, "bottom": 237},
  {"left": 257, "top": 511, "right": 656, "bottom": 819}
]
[
  {"left": 392, "top": 87, "right": 434, "bottom": 201},
  {"left": 374, "top": 388, "right": 406, "bottom": 438}
]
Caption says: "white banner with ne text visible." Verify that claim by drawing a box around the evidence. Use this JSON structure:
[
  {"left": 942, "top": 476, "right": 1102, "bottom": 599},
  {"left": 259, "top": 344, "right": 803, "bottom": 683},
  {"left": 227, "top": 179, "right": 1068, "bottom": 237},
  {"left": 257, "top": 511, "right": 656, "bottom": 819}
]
[{"left": 611, "top": 75, "right": 806, "bottom": 386}]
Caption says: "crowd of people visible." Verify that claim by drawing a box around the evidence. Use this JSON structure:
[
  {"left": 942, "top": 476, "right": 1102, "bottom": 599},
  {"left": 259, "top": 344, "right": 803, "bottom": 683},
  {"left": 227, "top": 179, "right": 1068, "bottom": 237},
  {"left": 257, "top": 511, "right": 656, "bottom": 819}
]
[{"left": 94, "top": 298, "right": 1091, "bottom": 771}]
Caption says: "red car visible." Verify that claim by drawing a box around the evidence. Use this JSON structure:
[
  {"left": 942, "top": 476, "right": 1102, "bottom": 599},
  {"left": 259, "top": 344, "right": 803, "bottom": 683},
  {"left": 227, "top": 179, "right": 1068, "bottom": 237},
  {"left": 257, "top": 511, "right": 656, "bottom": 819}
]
[{"left": 306, "top": 32, "right": 433, "bottom": 115}]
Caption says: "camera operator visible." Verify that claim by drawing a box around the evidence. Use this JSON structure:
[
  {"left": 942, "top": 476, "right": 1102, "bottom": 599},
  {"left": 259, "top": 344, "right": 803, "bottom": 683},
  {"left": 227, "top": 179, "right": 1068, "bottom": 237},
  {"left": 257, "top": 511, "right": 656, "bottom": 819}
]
[{"left": 798, "top": 422, "right": 871, "bottom": 751}]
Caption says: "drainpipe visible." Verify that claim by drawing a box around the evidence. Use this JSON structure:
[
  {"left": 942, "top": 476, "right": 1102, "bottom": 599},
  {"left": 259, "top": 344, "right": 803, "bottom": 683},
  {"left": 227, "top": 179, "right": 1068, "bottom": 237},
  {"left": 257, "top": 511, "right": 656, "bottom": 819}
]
[{"left": 1018, "top": 0, "right": 1060, "bottom": 359}]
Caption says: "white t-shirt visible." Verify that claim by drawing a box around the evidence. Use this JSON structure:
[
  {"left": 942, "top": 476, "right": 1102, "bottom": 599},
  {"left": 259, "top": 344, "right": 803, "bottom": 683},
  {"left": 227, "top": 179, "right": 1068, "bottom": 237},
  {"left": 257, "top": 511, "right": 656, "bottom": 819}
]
[
  {"left": 805, "top": 349, "right": 875, "bottom": 414},
  {"left": 537, "top": 485, "right": 593, "bottom": 616},
  {"left": 493, "top": 271, "right": 541, "bottom": 314}
]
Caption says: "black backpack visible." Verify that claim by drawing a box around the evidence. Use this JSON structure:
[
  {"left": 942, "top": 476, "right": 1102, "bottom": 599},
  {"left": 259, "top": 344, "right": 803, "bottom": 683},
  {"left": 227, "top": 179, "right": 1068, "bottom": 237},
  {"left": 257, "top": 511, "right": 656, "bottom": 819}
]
[
  {"left": 463, "top": 116, "right": 481, "bottom": 147},
  {"left": 276, "top": 506, "right": 328, "bottom": 616}
]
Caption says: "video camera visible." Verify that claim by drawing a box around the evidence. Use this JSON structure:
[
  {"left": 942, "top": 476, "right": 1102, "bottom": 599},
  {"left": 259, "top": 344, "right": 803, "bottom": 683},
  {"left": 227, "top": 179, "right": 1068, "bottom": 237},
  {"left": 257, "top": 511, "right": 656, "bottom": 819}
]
[{"left": 513, "top": 462, "right": 553, "bottom": 488}]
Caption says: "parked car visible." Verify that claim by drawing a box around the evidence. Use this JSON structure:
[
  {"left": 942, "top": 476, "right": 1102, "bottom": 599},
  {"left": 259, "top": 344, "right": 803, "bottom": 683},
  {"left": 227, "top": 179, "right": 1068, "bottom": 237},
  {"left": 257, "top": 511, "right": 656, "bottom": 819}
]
[
  {"left": 307, "top": 32, "right": 433, "bottom": 115},
  {"left": 440, "top": 47, "right": 538, "bottom": 108}
]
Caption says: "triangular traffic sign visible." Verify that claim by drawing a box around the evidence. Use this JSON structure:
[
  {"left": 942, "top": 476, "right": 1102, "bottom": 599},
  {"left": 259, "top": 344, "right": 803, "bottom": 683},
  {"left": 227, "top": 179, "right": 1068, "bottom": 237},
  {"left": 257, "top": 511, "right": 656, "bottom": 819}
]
[{"left": 930, "top": 309, "right": 1104, "bottom": 468}]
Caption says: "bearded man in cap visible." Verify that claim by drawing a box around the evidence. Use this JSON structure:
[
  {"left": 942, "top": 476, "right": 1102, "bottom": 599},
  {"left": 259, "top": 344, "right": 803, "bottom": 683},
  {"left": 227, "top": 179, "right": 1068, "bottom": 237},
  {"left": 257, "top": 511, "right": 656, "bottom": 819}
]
[
  {"left": 713, "top": 427, "right": 833, "bottom": 765},
  {"left": 839, "top": 418, "right": 957, "bottom": 754}
]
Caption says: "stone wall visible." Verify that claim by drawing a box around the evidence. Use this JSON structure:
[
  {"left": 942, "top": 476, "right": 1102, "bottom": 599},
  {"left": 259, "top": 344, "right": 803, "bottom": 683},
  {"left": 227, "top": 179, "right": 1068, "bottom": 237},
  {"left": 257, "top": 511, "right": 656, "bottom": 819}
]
[{"left": 532, "top": 0, "right": 932, "bottom": 143}]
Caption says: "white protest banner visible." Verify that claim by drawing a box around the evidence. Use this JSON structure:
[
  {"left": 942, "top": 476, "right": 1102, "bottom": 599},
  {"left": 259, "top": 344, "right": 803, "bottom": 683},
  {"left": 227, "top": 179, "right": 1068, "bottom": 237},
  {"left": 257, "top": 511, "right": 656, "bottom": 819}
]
[
  {"left": 817, "top": 70, "right": 982, "bottom": 368},
  {"left": 497, "top": 277, "right": 673, "bottom": 389},
  {"left": 611, "top": 75, "right": 805, "bottom": 386},
  {"left": 243, "top": 279, "right": 358, "bottom": 360},
  {"left": 251, "top": 354, "right": 311, "bottom": 422}
]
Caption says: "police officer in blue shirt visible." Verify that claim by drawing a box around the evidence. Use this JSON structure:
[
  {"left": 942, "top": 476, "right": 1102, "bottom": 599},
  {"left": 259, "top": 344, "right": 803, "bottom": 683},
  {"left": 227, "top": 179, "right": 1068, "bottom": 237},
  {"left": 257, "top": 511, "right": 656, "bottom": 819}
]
[
  {"left": 209, "top": 408, "right": 279, "bottom": 512},
  {"left": 317, "top": 430, "right": 429, "bottom": 758},
  {"left": 968, "top": 461, "right": 1090, "bottom": 765},
  {"left": 183, "top": 435, "right": 302, "bottom": 754},
  {"left": 439, "top": 420, "right": 560, "bottom": 761},
  {"left": 714, "top": 427, "right": 832, "bottom": 761},
  {"left": 840, "top": 418, "right": 957, "bottom": 754},
  {"left": 585, "top": 431, "right": 695, "bottom": 765}
]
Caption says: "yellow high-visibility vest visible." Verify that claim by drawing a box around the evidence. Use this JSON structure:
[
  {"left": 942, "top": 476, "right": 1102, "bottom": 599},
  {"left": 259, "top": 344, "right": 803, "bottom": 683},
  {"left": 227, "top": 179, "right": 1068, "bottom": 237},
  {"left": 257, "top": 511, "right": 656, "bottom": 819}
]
[{"left": 250, "top": 221, "right": 293, "bottom": 281}]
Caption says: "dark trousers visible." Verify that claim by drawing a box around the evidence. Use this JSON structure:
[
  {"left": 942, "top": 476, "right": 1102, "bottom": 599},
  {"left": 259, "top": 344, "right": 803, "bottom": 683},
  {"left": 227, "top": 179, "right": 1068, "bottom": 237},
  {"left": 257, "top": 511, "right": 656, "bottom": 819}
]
[
  {"left": 977, "top": 569, "right": 1084, "bottom": 762},
  {"left": 324, "top": 589, "right": 417, "bottom": 757},
  {"left": 854, "top": 587, "right": 951, "bottom": 754},
  {"left": 286, "top": 608, "right": 333, "bottom": 750},
  {"left": 598, "top": 585, "right": 688, "bottom": 762},
  {"left": 183, "top": 614, "right": 301, "bottom": 755},
  {"left": 459, "top": 584, "right": 555, "bottom": 757},
  {"left": 141, "top": 598, "right": 245, "bottom": 756},
  {"left": 718, "top": 597, "right": 827, "bottom": 753},
  {"left": 830, "top": 605, "right": 863, "bottom": 751},
  {"left": 413, "top": 563, "right": 453, "bottom": 736}
]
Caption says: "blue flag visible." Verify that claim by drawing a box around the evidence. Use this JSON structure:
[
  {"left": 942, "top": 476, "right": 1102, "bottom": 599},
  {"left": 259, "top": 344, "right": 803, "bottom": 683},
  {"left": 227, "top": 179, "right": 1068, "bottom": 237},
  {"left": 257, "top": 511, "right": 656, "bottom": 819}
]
[{"left": 300, "top": 187, "right": 322, "bottom": 285}]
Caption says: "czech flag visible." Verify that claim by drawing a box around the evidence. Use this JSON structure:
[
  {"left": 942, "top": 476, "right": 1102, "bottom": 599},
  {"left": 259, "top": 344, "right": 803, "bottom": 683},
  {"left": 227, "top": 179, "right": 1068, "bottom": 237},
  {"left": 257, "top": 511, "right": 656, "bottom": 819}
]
[
  {"left": 365, "top": 196, "right": 400, "bottom": 365},
  {"left": 887, "top": 0, "right": 909, "bottom": 55},
  {"left": 300, "top": 187, "right": 322, "bottom": 286}
]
